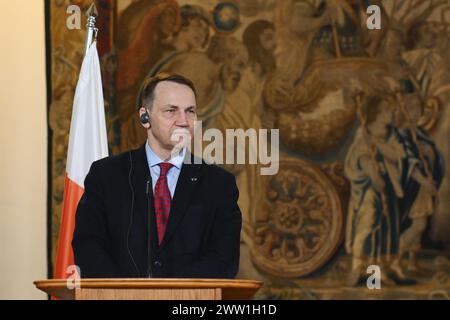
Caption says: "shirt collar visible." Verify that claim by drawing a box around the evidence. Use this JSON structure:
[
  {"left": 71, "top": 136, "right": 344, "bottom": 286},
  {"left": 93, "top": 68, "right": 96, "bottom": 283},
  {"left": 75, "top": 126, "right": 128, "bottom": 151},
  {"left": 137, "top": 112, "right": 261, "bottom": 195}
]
[{"left": 145, "top": 141, "right": 186, "bottom": 170}]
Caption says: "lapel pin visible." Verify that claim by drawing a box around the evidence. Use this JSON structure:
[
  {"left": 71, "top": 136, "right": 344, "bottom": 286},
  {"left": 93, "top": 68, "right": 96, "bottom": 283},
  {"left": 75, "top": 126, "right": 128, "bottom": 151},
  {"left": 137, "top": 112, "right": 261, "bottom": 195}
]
[{"left": 190, "top": 177, "right": 198, "bottom": 182}]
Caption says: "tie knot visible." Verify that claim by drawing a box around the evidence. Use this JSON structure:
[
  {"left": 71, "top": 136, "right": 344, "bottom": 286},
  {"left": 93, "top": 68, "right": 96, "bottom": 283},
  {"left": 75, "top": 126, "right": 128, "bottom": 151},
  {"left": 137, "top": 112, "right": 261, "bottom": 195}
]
[{"left": 158, "top": 162, "right": 173, "bottom": 176}]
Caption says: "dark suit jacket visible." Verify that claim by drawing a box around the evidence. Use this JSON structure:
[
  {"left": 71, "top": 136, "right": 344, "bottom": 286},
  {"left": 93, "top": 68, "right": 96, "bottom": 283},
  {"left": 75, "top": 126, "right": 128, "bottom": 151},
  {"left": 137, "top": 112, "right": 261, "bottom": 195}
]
[{"left": 72, "top": 143, "right": 242, "bottom": 278}]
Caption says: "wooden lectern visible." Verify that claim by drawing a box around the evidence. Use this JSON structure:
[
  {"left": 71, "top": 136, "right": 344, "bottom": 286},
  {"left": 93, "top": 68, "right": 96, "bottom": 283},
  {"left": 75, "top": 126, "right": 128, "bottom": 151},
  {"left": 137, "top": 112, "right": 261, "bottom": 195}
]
[{"left": 34, "top": 279, "right": 263, "bottom": 300}]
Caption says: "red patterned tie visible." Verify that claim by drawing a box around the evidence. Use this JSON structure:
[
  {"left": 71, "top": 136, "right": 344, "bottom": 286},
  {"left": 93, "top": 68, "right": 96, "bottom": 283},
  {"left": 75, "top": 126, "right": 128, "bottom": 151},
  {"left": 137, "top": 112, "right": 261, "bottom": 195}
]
[{"left": 154, "top": 162, "right": 173, "bottom": 245}]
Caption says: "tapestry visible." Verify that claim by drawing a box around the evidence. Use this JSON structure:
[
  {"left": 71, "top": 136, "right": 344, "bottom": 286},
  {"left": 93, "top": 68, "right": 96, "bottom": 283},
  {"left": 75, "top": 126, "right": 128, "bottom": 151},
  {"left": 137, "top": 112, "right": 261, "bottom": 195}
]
[{"left": 48, "top": 0, "right": 450, "bottom": 299}]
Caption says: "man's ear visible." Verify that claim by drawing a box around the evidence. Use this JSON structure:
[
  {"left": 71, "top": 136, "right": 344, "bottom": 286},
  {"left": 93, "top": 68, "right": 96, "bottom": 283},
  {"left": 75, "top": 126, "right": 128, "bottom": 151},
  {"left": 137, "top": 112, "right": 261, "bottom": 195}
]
[{"left": 138, "top": 107, "right": 151, "bottom": 129}]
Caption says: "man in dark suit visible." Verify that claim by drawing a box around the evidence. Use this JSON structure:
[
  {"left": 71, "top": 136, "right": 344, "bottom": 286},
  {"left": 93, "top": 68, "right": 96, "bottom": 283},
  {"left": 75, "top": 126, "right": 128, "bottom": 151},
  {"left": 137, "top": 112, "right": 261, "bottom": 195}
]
[{"left": 72, "top": 73, "right": 242, "bottom": 278}]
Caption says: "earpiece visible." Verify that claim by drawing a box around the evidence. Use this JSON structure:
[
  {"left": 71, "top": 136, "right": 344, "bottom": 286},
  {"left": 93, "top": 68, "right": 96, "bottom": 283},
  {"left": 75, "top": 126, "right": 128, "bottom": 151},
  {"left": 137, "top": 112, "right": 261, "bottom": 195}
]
[{"left": 140, "top": 112, "right": 150, "bottom": 124}]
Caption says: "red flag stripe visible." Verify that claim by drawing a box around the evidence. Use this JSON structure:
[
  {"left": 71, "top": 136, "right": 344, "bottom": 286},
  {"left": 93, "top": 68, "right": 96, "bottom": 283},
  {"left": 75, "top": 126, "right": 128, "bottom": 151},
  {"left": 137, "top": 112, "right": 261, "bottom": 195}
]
[{"left": 53, "top": 174, "right": 84, "bottom": 279}]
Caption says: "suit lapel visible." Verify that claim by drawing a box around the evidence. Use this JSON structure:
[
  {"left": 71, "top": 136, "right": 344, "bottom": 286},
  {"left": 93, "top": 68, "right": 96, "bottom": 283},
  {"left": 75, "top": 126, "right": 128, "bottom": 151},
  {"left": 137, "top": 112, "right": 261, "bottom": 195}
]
[{"left": 159, "top": 152, "right": 203, "bottom": 249}]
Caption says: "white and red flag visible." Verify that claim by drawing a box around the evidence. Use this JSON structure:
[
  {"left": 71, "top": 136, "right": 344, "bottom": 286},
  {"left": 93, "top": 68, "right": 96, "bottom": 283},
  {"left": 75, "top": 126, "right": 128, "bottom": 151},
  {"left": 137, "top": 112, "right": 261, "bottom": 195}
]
[{"left": 54, "top": 42, "right": 108, "bottom": 279}]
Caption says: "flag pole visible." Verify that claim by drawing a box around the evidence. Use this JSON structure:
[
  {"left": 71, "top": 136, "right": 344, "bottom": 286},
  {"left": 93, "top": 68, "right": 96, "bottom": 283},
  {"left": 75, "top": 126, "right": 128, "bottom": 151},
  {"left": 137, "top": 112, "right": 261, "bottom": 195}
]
[
  {"left": 53, "top": 1, "right": 107, "bottom": 285},
  {"left": 84, "top": 3, "right": 98, "bottom": 56}
]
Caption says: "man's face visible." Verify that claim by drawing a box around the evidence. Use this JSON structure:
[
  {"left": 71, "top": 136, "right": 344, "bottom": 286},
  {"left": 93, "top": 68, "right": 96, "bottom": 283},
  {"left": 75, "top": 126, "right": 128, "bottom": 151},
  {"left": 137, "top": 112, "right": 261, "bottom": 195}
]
[
  {"left": 158, "top": 7, "right": 178, "bottom": 38},
  {"left": 185, "top": 17, "right": 209, "bottom": 49},
  {"left": 143, "top": 81, "right": 197, "bottom": 151},
  {"left": 368, "top": 100, "right": 393, "bottom": 138},
  {"left": 259, "top": 28, "right": 276, "bottom": 52}
]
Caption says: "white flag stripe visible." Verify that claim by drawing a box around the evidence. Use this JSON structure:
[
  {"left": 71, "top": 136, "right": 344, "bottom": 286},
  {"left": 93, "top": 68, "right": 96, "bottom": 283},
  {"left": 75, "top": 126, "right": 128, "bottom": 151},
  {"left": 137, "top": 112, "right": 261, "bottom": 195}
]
[{"left": 66, "top": 42, "right": 109, "bottom": 187}]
